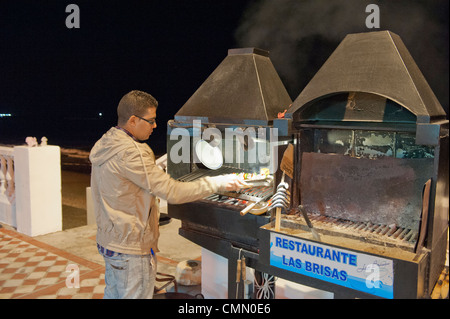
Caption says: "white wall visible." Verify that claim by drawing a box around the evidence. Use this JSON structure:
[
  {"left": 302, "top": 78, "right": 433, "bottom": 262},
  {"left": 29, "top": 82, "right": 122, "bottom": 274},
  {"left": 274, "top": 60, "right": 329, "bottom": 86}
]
[
  {"left": 14, "top": 146, "right": 62, "bottom": 236},
  {"left": 201, "top": 248, "right": 334, "bottom": 299}
]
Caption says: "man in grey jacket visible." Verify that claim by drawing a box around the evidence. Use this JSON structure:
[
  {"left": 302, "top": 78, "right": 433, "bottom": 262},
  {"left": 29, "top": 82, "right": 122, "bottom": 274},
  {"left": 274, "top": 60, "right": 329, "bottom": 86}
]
[{"left": 90, "top": 90, "right": 247, "bottom": 299}]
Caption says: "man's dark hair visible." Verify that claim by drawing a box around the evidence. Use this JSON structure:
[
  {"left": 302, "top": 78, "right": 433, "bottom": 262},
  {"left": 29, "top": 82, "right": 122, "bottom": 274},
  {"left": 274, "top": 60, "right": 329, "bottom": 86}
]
[{"left": 117, "top": 90, "right": 158, "bottom": 125}]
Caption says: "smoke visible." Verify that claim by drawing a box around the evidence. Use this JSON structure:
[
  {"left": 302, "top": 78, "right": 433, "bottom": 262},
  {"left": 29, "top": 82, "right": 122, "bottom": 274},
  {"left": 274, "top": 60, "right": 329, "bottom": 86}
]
[{"left": 235, "top": 0, "right": 449, "bottom": 114}]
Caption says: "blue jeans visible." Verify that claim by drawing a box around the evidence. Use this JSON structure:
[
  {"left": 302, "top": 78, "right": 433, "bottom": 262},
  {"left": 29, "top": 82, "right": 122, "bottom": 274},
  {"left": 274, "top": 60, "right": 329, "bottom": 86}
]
[{"left": 99, "top": 249, "right": 157, "bottom": 299}]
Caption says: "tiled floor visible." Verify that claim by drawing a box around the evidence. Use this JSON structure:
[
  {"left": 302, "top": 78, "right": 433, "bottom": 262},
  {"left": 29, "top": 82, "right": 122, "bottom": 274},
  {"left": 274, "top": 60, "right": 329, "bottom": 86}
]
[
  {"left": 0, "top": 170, "right": 204, "bottom": 299},
  {"left": 3, "top": 218, "right": 446, "bottom": 299},
  {"left": 0, "top": 220, "right": 203, "bottom": 299},
  {"left": 0, "top": 227, "right": 105, "bottom": 299}
]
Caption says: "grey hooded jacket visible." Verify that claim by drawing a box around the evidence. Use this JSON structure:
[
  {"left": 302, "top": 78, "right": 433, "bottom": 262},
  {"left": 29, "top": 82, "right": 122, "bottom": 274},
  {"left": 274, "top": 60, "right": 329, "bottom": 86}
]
[{"left": 90, "top": 127, "right": 219, "bottom": 255}]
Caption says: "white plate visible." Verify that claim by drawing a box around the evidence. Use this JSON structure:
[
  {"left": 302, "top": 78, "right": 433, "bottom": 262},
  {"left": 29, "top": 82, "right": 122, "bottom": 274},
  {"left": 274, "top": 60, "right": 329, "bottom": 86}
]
[{"left": 195, "top": 140, "right": 223, "bottom": 170}]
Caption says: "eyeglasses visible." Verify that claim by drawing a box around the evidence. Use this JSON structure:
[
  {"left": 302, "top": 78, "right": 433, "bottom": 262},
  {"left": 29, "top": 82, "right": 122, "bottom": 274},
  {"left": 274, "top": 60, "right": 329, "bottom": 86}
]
[{"left": 134, "top": 114, "right": 156, "bottom": 125}]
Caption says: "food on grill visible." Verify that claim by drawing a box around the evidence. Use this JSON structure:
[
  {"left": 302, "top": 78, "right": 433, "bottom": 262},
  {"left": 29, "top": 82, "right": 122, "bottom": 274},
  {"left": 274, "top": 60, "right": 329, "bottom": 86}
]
[
  {"left": 235, "top": 172, "right": 269, "bottom": 181},
  {"left": 233, "top": 171, "right": 273, "bottom": 187}
]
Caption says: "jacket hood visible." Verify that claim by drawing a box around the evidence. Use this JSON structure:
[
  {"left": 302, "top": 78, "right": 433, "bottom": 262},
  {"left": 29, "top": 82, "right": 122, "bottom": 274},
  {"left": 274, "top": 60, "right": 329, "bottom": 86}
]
[{"left": 90, "top": 127, "right": 132, "bottom": 166}]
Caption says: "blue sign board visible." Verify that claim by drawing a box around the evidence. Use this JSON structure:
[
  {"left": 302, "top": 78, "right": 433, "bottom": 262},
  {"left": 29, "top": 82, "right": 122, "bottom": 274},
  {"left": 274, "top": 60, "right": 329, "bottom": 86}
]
[{"left": 270, "top": 232, "right": 394, "bottom": 298}]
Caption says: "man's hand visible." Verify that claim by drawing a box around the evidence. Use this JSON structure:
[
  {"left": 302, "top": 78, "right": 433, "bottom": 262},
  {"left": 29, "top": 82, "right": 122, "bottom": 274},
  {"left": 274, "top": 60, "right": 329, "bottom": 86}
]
[{"left": 211, "top": 174, "right": 251, "bottom": 191}]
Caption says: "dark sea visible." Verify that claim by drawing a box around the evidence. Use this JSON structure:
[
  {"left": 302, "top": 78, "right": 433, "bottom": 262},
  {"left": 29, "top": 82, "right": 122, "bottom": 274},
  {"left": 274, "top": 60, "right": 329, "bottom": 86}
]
[{"left": 0, "top": 115, "right": 167, "bottom": 175}]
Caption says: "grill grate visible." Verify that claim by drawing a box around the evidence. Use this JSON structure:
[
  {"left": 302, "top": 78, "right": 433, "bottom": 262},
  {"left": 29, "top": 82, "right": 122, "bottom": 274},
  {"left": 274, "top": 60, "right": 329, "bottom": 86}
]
[
  {"left": 203, "top": 186, "right": 273, "bottom": 208},
  {"left": 308, "top": 214, "right": 418, "bottom": 243},
  {"left": 283, "top": 213, "right": 419, "bottom": 251},
  {"left": 178, "top": 167, "right": 274, "bottom": 207}
]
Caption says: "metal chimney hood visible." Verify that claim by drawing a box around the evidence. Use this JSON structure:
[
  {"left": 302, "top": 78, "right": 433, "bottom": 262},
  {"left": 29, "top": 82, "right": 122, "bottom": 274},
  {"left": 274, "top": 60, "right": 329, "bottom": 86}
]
[
  {"left": 175, "top": 48, "right": 292, "bottom": 125},
  {"left": 286, "top": 31, "right": 447, "bottom": 126}
]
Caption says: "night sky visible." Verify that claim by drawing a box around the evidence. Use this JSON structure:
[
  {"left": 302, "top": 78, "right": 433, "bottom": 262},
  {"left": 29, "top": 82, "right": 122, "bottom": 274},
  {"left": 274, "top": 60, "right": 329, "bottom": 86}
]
[
  {"left": 0, "top": 0, "right": 448, "bottom": 153},
  {"left": 1, "top": 1, "right": 251, "bottom": 116}
]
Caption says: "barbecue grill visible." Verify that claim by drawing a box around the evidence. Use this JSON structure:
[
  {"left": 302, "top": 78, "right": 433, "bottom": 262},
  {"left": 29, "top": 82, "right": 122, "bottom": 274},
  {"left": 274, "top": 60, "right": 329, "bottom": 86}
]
[
  {"left": 167, "top": 32, "right": 448, "bottom": 299},
  {"left": 261, "top": 31, "right": 449, "bottom": 298},
  {"left": 167, "top": 48, "right": 292, "bottom": 253}
]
